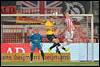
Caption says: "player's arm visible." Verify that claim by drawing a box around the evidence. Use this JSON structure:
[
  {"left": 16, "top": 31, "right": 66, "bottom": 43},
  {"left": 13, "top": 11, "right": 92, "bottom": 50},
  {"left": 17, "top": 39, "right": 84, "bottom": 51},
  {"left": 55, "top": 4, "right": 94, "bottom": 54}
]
[
  {"left": 28, "top": 35, "right": 33, "bottom": 47},
  {"left": 59, "top": 27, "right": 67, "bottom": 35},
  {"left": 40, "top": 34, "right": 43, "bottom": 47},
  {"left": 26, "top": 29, "right": 31, "bottom": 36},
  {"left": 40, "top": 34, "right": 43, "bottom": 43}
]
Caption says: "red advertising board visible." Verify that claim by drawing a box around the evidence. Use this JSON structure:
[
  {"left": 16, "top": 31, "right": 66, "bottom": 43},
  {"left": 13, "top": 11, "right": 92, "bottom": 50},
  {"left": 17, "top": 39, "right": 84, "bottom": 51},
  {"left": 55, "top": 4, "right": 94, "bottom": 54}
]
[
  {"left": 1, "top": 6, "right": 16, "bottom": 14},
  {"left": 1, "top": 43, "right": 39, "bottom": 54},
  {"left": 1, "top": 43, "right": 70, "bottom": 62}
]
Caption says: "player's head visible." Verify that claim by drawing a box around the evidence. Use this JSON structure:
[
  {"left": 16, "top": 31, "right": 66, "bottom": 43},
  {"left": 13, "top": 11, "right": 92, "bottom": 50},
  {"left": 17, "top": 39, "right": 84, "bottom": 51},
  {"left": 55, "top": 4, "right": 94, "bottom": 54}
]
[
  {"left": 63, "top": 11, "right": 69, "bottom": 18},
  {"left": 48, "top": 16, "right": 54, "bottom": 22},
  {"left": 34, "top": 28, "right": 39, "bottom": 34}
]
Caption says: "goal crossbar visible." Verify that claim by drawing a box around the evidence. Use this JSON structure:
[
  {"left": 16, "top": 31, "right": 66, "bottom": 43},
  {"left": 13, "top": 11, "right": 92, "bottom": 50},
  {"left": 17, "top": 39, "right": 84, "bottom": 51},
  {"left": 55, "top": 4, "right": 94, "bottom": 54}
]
[{"left": 1, "top": 14, "right": 93, "bottom": 17}]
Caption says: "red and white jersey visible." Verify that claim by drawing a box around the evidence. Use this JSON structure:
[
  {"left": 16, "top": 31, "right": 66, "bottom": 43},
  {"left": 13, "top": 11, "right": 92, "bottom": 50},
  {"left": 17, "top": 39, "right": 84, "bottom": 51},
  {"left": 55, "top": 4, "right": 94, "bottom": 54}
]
[{"left": 65, "top": 17, "right": 75, "bottom": 31}]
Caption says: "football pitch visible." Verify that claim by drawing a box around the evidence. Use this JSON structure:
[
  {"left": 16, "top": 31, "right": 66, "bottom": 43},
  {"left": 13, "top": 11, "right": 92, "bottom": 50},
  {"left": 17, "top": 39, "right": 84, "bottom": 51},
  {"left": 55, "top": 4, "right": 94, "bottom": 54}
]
[{"left": 1, "top": 61, "right": 99, "bottom": 66}]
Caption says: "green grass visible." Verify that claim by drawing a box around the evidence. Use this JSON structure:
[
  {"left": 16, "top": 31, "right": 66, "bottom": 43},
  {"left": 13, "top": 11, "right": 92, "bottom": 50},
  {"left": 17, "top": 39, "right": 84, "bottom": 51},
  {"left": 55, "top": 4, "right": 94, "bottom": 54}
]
[{"left": 1, "top": 61, "right": 99, "bottom": 66}]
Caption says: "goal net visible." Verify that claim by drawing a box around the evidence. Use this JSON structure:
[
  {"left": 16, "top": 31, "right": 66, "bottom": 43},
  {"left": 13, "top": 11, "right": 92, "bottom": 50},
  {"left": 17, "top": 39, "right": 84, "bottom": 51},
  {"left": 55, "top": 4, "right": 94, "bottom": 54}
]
[
  {"left": 1, "top": 14, "right": 94, "bottom": 43},
  {"left": 1, "top": 14, "right": 94, "bottom": 61}
]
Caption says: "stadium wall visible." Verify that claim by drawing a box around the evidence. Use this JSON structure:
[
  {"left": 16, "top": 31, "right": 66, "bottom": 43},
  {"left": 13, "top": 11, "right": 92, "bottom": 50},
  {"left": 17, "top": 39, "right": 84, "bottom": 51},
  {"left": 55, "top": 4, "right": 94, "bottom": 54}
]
[
  {"left": 1, "top": 43, "right": 99, "bottom": 61},
  {"left": 42, "top": 43, "right": 99, "bottom": 61}
]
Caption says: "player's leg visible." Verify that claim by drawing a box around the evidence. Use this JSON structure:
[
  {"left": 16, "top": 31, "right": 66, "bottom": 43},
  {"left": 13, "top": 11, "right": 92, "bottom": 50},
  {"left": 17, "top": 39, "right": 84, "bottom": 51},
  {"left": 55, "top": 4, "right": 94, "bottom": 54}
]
[
  {"left": 50, "top": 38, "right": 62, "bottom": 54},
  {"left": 58, "top": 31, "right": 73, "bottom": 52},
  {"left": 30, "top": 44, "right": 36, "bottom": 63},
  {"left": 66, "top": 31, "right": 74, "bottom": 43},
  {"left": 56, "top": 44, "right": 61, "bottom": 54},
  {"left": 48, "top": 37, "right": 61, "bottom": 53},
  {"left": 56, "top": 42, "right": 70, "bottom": 53},
  {"left": 40, "top": 50, "right": 44, "bottom": 61},
  {"left": 47, "top": 35, "right": 58, "bottom": 53},
  {"left": 63, "top": 31, "right": 74, "bottom": 45},
  {"left": 37, "top": 44, "right": 44, "bottom": 61},
  {"left": 53, "top": 38, "right": 67, "bottom": 54},
  {"left": 50, "top": 43, "right": 57, "bottom": 49},
  {"left": 47, "top": 35, "right": 53, "bottom": 53},
  {"left": 48, "top": 38, "right": 61, "bottom": 54},
  {"left": 58, "top": 39, "right": 70, "bottom": 53},
  {"left": 30, "top": 51, "right": 33, "bottom": 63},
  {"left": 48, "top": 42, "right": 57, "bottom": 53},
  {"left": 51, "top": 37, "right": 60, "bottom": 48}
]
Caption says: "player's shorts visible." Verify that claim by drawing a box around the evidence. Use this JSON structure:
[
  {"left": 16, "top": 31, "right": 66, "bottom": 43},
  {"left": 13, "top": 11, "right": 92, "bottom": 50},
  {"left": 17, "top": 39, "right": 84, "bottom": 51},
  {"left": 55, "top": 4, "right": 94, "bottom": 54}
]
[
  {"left": 31, "top": 43, "right": 42, "bottom": 52},
  {"left": 47, "top": 34, "right": 56, "bottom": 42},
  {"left": 64, "top": 31, "right": 74, "bottom": 41}
]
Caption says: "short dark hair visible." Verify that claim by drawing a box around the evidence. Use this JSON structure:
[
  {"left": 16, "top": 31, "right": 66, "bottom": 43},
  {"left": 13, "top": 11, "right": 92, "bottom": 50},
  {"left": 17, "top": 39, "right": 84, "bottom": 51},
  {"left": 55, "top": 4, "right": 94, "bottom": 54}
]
[
  {"left": 48, "top": 16, "right": 54, "bottom": 18},
  {"left": 62, "top": 11, "right": 66, "bottom": 15},
  {"left": 34, "top": 28, "right": 39, "bottom": 31}
]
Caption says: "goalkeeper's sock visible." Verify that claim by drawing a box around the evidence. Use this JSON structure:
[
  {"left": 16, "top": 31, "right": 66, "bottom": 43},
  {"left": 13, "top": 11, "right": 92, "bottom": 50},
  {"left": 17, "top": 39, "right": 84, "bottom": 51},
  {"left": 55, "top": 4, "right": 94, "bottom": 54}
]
[
  {"left": 40, "top": 50, "right": 44, "bottom": 60},
  {"left": 30, "top": 52, "right": 33, "bottom": 61}
]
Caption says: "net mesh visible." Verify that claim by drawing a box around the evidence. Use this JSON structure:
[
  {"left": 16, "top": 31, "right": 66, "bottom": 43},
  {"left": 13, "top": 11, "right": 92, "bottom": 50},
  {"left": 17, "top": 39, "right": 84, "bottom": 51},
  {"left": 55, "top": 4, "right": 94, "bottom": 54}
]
[{"left": 1, "top": 14, "right": 94, "bottom": 43}]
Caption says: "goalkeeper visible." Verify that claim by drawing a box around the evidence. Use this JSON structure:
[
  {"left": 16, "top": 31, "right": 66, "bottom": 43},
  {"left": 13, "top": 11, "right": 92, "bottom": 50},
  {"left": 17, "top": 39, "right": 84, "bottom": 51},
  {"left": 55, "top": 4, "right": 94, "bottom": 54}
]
[{"left": 28, "top": 28, "right": 44, "bottom": 63}]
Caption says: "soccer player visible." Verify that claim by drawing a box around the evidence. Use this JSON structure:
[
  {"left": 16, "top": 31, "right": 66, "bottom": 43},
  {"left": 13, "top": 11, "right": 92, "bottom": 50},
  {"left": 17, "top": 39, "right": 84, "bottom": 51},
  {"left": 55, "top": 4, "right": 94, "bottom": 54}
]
[
  {"left": 58, "top": 12, "right": 75, "bottom": 50},
  {"left": 28, "top": 28, "right": 44, "bottom": 63},
  {"left": 45, "top": 16, "right": 68, "bottom": 54},
  {"left": 52, "top": 28, "right": 70, "bottom": 54},
  {"left": 44, "top": 16, "right": 61, "bottom": 54}
]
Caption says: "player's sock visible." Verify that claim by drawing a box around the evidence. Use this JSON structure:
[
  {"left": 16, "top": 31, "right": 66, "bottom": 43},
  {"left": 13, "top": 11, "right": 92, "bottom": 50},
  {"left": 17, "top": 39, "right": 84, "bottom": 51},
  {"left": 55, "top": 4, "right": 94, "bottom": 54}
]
[
  {"left": 56, "top": 43, "right": 61, "bottom": 54},
  {"left": 48, "top": 48, "right": 51, "bottom": 53},
  {"left": 50, "top": 43, "right": 57, "bottom": 50},
  {"left": 62, "top": 47, "right": 66, "bottom": 51},
  {"left": 56, "top": 46, "right": 58, "bottom": 53},
  {"left": 30, "top": 52, "right": 33, "bottom": 61},
  {"left": 56, "top": 46, "right": 61, "bottom": 54},
  {"left": 40, "top": 50, "right": 44, "bottom": 60},
  {"left": 57, "top": 50, "right": 61, "bottom": 54},
  {"left": 62, "top": 47, "right": 70, "bottom": 53}
]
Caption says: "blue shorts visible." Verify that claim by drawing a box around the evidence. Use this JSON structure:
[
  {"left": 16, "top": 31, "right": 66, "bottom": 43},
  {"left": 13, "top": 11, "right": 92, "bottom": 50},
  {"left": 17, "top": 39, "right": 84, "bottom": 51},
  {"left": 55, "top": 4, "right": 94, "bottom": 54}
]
[{"left": 31, "top": 43, "right": 42, "bottom": 52}]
